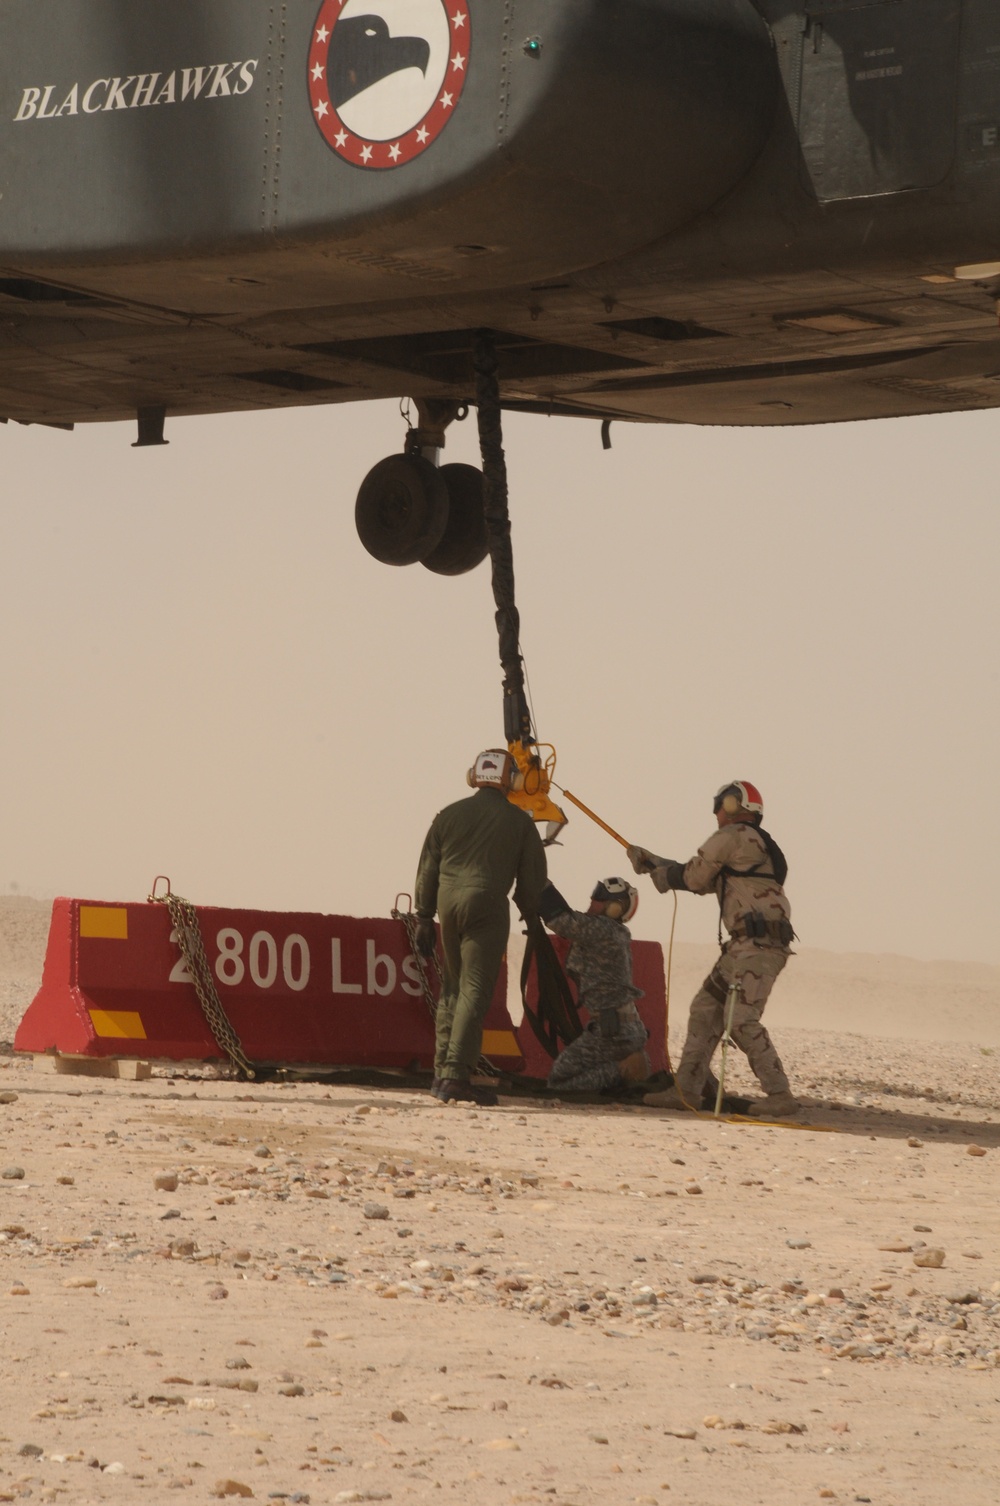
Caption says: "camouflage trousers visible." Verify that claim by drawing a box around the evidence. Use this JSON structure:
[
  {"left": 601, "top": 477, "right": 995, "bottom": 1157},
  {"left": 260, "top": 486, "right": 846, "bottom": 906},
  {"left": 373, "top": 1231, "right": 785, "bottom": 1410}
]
[
  {"left": 674, "top": 942, "right": 790, "bottom": 1100},
  {"left": 548, "top": 1016, "right": 649, "bottom": 1094}
]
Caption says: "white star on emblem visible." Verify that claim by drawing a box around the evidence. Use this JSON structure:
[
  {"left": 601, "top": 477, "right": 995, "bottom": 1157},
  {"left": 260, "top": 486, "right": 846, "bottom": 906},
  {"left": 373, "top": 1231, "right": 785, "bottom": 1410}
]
[
  {"left": 314, "top": 99, "right": 329, "bottom": 118},
  {"left": 388, "top": 142, "right": 401, "bottom": 161},
  {"left": 334, "top": 129, "right": 348, "bottom": 147},
  {"left": 452, "top": 9, "right": 466, "bottom": 27},
  {"left": 440, "top": 91, "right": 454, "bottom": 109},
  {"left": 360, "top": 144, "right": 373, "bottom": 163},
  {"left": 451, "top": 52, "right": 466, "bottom": 72},
  {"left": 316, "top": 25, "right": 329, "bottom": 44},
  {"left": 311, "top": 63, "right": 325, "bottom": 81},
  {"left": 416, "top": 125, "right": 429, "bottom": 143}
]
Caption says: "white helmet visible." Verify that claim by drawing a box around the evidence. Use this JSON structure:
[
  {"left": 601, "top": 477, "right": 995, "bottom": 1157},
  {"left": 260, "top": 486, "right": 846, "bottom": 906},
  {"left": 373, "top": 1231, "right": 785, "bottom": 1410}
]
[
  {"left": 467, "top": 748, "right": 513, "bottom": 792},
  {"left": 592, "top": 876, "right": 639, "bottom": 923}
]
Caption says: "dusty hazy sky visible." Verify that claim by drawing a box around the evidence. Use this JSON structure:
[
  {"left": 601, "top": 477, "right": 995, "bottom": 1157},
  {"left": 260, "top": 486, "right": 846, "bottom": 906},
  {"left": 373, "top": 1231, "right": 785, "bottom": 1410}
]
[{"left": 1, "top": 398, "right": 998, "bottom": 965}]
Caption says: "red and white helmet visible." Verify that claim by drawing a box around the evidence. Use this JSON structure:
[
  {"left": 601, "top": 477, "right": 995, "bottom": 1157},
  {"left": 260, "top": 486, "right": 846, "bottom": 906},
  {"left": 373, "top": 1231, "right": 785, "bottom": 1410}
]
[
  {"left": 713, "top": 780, "right": 764, "bottom": 817},
  {"left": 467, "top": 749, "right": 513, "bottom": 792}
]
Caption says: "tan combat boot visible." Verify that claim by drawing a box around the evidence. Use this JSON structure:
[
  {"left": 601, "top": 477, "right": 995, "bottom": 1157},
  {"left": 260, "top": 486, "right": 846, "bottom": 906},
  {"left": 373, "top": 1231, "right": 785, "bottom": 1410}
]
[
  {"left": 643, "top": 1085, "right": 696, "bottom": 1111},
  {"left": 746, "top": 1090, "right": 800, "bottom": 1118}
]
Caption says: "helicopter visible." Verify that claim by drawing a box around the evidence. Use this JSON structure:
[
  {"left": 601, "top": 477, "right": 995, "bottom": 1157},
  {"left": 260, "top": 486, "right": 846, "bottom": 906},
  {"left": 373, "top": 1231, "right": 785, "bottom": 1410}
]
[
  {"left": 3, "top": 3, "right": 999, "bottom": 441},
  {"left": 3, "top": 2, "right": 1000, "bottom": 682}
]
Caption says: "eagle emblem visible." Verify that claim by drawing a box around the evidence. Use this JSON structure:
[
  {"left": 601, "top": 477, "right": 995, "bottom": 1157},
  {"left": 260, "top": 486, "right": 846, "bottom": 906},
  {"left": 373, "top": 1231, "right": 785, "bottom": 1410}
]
[{"left": 309, "top": 0, "right": 470, "bottom": 169}]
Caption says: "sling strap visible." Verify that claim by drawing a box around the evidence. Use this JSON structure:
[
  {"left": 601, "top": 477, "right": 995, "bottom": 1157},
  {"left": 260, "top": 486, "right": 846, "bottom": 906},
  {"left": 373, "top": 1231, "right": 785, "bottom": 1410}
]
[{"left": 519, "top": 916, "right": 584, "bottom": 1061}]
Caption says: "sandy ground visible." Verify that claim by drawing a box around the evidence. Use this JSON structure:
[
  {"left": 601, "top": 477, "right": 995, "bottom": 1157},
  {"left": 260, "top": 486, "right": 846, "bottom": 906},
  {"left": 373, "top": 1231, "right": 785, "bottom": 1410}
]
[{"left": 2, "top": 898, "right": 999, "bottom": 1506}]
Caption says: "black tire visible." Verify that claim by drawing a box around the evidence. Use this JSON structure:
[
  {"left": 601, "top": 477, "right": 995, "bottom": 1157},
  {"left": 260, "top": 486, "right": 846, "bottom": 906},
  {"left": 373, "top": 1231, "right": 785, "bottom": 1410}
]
[
  {"left": 355, "top": 454, "right": 449, "bottom": 566},
  {"left": 421, "top": 464, "right": 489, "bottom": 576}
]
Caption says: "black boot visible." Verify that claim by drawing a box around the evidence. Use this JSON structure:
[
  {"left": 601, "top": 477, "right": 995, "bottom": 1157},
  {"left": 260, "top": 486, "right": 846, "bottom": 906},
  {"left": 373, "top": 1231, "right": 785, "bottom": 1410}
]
[{"left": 437, "top": 1079, "right": 499, "bottom": 1107}]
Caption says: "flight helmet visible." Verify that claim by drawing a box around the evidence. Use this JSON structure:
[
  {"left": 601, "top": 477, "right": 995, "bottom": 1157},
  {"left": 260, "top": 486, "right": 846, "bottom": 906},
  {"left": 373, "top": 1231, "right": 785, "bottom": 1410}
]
[
  {"left": 713, "top": 780, "right": 764, "bottom": 818},
  {"left": 467, "top": 749, "right": 514, "bottom": 792},
  {"left": 591, "top": 876, "right": 639, "bottom": 923}
]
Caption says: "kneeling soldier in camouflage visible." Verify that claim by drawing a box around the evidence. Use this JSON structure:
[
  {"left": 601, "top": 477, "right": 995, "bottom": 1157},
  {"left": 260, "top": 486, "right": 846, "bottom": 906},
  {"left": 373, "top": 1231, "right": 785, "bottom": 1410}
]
[
  {"left": 629, "top": 780, "right": 798, "bottom": 1118},
  {"left": 539, "top": 876, "right": 651, "bottom": 1094}
]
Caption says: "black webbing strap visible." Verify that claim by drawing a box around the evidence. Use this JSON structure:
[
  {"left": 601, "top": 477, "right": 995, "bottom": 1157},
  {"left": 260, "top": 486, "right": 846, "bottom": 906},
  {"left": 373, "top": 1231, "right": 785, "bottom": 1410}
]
[{"left": 519, "top": 917, "right": 584, "bottom": 1059}]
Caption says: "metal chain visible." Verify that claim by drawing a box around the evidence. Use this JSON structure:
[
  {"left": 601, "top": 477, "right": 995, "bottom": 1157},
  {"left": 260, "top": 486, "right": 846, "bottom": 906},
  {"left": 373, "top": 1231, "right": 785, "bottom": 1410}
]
[
  {"left": 392, "top": 901, "right": 441, "bottom": 1024},
  {"left": 149, "top": 881, "right": 256, "bottom": 1080},
  {"left": 392, "top": 897, "right": 499, "bottom": 1080}
]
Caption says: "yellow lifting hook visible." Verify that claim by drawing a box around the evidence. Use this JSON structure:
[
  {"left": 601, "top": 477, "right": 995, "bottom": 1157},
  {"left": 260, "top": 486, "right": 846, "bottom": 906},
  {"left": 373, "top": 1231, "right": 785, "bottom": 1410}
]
[
  {"left": 505, "top": 746, "right": 639, "bottom": 852},
  {"left": 505, "top": 740, "right": 568, "bottom": 840}
]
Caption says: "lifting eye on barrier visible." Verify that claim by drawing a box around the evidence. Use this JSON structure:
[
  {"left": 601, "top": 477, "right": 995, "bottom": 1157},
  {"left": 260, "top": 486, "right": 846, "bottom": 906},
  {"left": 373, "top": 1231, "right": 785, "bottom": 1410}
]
[
  {"left": 148, "top": 875, "right": 173, "bottom": 902},
  {"left": 523, "top": 37, "right": 542, "bottom": 58}
]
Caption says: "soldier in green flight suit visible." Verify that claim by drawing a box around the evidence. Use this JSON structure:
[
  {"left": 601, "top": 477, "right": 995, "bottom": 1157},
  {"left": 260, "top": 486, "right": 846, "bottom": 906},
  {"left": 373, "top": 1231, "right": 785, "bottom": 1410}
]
[{"left": 414, "top": 749, "right": 547, "bottom": 1106}]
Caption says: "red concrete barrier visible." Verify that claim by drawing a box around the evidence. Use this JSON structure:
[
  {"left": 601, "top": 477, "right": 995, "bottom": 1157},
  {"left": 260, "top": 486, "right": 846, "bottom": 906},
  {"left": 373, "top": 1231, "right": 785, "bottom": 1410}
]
[
  {"left": 15, "top": 898, "right": 522, "bottom": 1072},
  {"left": 515, "top": 936, "right": 667, "bottom": 1082}
]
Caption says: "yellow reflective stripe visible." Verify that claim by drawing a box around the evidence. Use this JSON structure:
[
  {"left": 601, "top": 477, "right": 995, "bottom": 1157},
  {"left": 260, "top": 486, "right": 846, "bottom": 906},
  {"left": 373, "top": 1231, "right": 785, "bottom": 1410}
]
[
  {"left": 79, "top": 906, "right": 129, "bottom": 940},
  {"left": 88, "top": 1009, "right": 147, "bottom": 1040},
  {"left": 481, "top": 1029, "right": 519, "bottom": 1057}
]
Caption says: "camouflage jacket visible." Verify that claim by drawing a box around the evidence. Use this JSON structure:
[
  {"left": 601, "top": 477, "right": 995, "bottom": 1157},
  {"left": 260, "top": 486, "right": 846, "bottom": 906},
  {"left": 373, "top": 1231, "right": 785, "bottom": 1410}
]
[
  {"left": 546, "top": 908, "right": 644, "bottom": 1019},
  {"left": 651, "top": 823, "right": 791, "bottom": 946}
]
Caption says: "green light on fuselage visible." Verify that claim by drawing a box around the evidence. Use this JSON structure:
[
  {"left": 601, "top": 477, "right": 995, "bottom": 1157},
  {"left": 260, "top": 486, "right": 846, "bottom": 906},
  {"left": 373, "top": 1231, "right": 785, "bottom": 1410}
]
[{"left": 524, "top": 37, "right": 542, "bottom": 59}]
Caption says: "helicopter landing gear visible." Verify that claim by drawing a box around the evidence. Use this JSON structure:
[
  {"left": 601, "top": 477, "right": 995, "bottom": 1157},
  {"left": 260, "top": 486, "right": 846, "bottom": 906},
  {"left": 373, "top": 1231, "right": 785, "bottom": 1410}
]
[
  {"left": 354, "top": 452, "right": 448, "bottom": 566},
  {"left": 421, "top": 462, "right": 488, "bottom": 575},
  {"left": 354, "top": 400, "right": 488, "bottom": 576}
]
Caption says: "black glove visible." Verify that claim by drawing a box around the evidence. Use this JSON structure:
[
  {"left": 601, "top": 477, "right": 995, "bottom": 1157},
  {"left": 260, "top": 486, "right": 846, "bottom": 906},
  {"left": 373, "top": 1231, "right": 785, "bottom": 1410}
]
[
  {"left": 414, "top": 917, "right": 436, "bottom": 957},
  {"left": 537, "top": 882, "right": 571, "bottom": 923}
]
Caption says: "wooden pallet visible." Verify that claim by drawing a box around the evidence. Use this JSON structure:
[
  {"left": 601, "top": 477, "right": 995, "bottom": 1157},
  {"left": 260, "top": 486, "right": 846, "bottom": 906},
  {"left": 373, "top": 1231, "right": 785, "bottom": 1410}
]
[{"left": 32, "top": 1053, "right": 152, "bottom": 1081}]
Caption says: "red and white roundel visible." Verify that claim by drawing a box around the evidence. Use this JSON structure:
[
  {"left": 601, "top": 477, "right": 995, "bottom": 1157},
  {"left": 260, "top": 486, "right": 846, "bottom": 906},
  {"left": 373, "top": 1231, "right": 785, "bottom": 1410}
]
[{"left": 309, "top": 0, "right": 470, "bottom": 169}]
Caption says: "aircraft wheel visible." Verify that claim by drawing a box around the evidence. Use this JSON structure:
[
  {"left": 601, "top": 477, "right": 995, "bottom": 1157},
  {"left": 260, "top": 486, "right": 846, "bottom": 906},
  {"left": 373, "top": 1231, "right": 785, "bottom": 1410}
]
[
  {"left": 421, "top": 464, "right": 489, "bottom": 576},
  {"left": 355, "top": 454, "right": 449, "bottom": 565}
]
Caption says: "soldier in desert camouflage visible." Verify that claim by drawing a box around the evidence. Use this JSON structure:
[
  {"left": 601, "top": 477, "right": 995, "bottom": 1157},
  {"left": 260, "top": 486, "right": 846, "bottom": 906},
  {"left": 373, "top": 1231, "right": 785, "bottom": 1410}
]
[
  {"left": 538, "top": 876, "right": 651, "bottom": 1094},
  {"left": 629, "top": 780, "right": 798, "bottom": 1118}
]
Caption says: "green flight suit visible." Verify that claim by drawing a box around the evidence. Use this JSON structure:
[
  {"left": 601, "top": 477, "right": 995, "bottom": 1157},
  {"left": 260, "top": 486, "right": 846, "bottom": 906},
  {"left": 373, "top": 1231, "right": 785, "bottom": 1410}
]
[{"left": 415, "top": 787, "right": 547, "bottom": 1080}]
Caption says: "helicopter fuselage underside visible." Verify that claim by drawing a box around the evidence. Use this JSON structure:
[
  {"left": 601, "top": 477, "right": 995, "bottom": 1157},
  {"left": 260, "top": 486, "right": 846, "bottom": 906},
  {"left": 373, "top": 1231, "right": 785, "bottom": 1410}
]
[{"left": 2, "top": 0, "right": 1000, "bottom": 429}]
